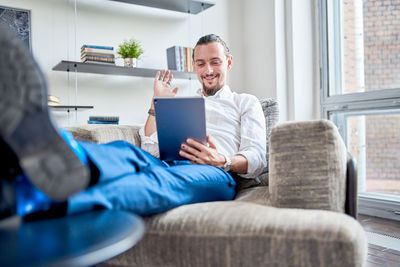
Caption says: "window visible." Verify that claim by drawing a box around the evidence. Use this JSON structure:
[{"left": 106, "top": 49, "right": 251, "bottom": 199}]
[{"left": 319, "top": 0, "right": 400, "bottom": 220}]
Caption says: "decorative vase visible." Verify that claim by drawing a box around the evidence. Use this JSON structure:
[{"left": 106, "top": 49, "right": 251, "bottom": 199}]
[{"left": 124, "top": 58, "right": 137, "bottom": 67}]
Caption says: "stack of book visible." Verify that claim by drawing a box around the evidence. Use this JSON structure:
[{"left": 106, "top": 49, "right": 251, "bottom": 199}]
[
  {"left": 166, "top": 46, "right": 193, "bottom": 72},
  {"left": 81, "top": 44, "right": 115, "bottom": 65}
]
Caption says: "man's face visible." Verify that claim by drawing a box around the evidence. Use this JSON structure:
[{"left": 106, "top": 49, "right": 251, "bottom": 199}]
[{"left": 193, "top": 42, "right": 232, "bottom": 96}]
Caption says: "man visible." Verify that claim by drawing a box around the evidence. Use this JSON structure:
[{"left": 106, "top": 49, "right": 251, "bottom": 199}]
[
  {"left": 0, "top": 29, "right": 266, "bottom": 219},
  {"left": 141, "top": 35, "right": 266, "bottom": 178}
]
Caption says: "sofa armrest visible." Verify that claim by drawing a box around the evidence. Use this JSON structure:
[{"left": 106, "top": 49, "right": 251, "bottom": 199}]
[
  {"left": 105, "top": 201, "right": 367, "bottom": 267},
  {"left": 269, "top": 120, "right": 347, "bottom": 213},
  {"left": 66, "top": 124, "right": 142, "bottom": 146}
]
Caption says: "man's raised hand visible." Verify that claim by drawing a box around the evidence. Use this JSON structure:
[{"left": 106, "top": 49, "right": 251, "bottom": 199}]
[{"left": 153, "top": 70, "right": 178, "bottom": 98}]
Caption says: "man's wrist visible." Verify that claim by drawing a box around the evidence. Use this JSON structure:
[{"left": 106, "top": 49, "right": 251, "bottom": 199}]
[
  {"left": 223, "top": 155, "right": 232, "bottom": 172},
  {"left": 148, "top": 97, "right": 156, "bottom": 116},
  {"left": 148, "top": 108, "right": 155, "bottom": 116}
]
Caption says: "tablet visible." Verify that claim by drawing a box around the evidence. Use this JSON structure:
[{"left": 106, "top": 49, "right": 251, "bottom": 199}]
[{"left": 154, "top": 97, "right": 207, "bottom": 161}]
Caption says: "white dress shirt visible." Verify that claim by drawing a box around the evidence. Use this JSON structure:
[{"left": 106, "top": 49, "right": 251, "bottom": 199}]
[{"left": 139, "top": 85, "right": 267, "bottom": 179}]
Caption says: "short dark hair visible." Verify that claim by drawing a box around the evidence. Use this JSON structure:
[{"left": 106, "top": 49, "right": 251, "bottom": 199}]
[{"left": 193, "top": 34, "right": 231, "bottom": 60}]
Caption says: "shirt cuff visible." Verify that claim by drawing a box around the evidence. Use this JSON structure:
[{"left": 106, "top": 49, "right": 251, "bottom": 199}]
[
  {"left": 139, "top": 127, "right": 159, "bottom": 157},
  {"left": 139, "top": 127, "right": 158, "bottom": 144},
  {"left": 236, "top": 150, "right": 266, "bottom": 179}
]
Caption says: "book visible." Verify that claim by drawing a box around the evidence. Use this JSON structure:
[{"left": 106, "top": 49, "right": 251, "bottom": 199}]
[
  {"left": 179, "top": 47, "right": 184, "bottom": 71},
  {"left": 81, "top": 47, "right": 115, "bottom": 54},
  {"left": 166, "top": 46, "right": 181, "bottom": 71},
  {"left": 88, "top": 120, "right": 119, "bottom": 124},
  {"left": 81, "top": 51, "right": 115, "bottom": 58},
  {"left": 189, "top": 48, "right": 193, "bottom": 72},
  {"left": 184, "top": 47, "right": 189, "bottom": 72},
  {"left": 81, "top": 55, "right": 115, "bottom": 63},
  {"left": 48, "top": 94, "right": 60, "bottom": 106},
  {"left": 82, "top": 44, "right": 113, "bottom": 50},
  {"left": 48, "top": 94, "right": 60, "bottom": 103},
  {"left": 89, "top": 116, "right": 119, "bottom": 122}
]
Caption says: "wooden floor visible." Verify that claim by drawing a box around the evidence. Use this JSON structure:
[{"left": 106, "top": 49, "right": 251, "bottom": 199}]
[{"left": 358, "top": 214, "right": 400, "bottom": 267}]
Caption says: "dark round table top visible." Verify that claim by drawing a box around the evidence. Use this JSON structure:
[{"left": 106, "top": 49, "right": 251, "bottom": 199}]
[{"left": 0, "top": 210, "right": 144, "bottom": 267}]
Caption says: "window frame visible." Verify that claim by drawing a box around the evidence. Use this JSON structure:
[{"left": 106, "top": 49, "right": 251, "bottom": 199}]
[{"left": 319, "top": 0, "right": 400, "bottom": 221}]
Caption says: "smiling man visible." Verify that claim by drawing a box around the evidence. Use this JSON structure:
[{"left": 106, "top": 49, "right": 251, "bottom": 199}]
[
  {"left": 0, "top": 32, "right": 266, "bottom": 219},
  {"left": 141, "top": 34, "right": 266, "bottom": 180}
]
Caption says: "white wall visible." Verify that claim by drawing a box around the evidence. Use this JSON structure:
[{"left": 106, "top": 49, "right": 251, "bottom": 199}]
[
  {"left": 0, "top": 0, "right": 230, "bottom": 126},
  {"left": 228, "top": 0, "right": 277, "bottom": 100},
  {"left": 228, "top": 0, "right": 319, "bottom": 123},
  {"left": 287, "top": 0, "right": 319, "bottom": 121}
]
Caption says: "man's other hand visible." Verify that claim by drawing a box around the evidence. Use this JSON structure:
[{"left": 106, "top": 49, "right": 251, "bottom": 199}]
[
  {"left": 153, "top": 70, "right": 178, "bottom": 99},
  {"left": 179, "top": 136, "right": 226, "bottom": 167}
]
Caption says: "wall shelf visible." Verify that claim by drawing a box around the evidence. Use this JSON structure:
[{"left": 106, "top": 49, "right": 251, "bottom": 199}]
[
  {"left": 50, "top": 105, "right": 94, "bottom": 111},
  {"left": 109, "top": 0, "right": 215, "bottom": 14},
  {"left": 52, "top": 60, "right": 197, "bottom": 80}
]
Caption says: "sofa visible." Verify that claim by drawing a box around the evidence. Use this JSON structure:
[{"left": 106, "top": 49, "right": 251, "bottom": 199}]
[{"left": 67, "top": 99, "right": 367, "bottom": 267}]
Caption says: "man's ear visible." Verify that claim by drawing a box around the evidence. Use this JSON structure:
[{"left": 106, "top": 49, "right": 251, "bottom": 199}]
[{"left": 227, "top": 55, "right": 233, "bottom": 70}]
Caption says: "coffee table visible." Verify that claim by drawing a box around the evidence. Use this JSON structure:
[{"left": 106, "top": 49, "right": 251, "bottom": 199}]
[{"left": 0, "top": 210, "right": 144, "bottom": 266}]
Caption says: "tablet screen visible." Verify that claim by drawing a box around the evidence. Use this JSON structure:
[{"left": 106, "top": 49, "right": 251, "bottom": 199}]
[{"left": 154, "top": 97, "right": 207, "bottom": 161}]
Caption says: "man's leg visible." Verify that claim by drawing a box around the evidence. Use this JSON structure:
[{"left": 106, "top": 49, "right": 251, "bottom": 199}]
[
  {"left": 67, "top": 139, "right": 235, "bottom": 215},
  {"left": 0, "top": 25, "right": 90, "bottom": 202},
  {"left": 68, "top": 160, "right": 236, "bottom": 216},
  {"left": 77, "top": 140, "right": 167, "bottom": 184}
]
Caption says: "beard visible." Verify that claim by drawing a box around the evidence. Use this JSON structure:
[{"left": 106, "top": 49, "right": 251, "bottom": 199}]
[{"left": 202, "top": 76, "right": 223, "bottom": 96}]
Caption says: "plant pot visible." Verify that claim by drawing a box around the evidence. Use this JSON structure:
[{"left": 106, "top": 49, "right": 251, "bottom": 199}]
[{"left": 124, "top": 58, "right": 137, "bottom": 67}]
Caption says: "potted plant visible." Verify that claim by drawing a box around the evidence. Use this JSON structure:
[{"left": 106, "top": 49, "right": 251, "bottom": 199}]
[{"left": 117, "top": 38, "right": 144, "bottom": 67}]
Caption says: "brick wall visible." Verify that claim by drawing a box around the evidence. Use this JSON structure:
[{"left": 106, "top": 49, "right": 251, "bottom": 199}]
[
  {"left": 363, "top": 0, "right": 400, "bottom": 90},
  {"left": 366, "top": 114, "right": 400, "bottom": 181}
]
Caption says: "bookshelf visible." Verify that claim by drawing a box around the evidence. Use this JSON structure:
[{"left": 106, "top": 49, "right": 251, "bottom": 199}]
[
  {"left": 109, "top": 0, "right": 215, "bottom": 14},
  {"left": 52, "top": 0, "right": 213, "bottom": 120},
  {"left": 52, "top": 0, "right": 215, "bottom": 79},
  {"left": 52, "top": 61, "right": 197, "bottom": 80}
]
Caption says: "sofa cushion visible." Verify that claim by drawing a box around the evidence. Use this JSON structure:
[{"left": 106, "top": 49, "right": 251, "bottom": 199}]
[
  {"left": 234, "top": 185, "right": 271, "bottom": 206},
  {"left": 269, "top": 120, "right": 347, "bottom": 213},
  {"left": 104, "top": 201, "right": 366, "bottom": 267},
  {"left": 66, "top": 125, "right": 141, "bottom": 146},
  {"left": 235, "top": 98, "right": 279, "bottom": 190}
]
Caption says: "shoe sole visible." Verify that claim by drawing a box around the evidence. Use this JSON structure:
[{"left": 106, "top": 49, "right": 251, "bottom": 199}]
[{"left": 0, "top": 27, "right": 90, "bottom": 201}]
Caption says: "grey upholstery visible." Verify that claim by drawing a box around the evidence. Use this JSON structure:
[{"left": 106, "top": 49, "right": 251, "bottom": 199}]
[
  {"left": 106, "top": 202, "right": 366, "bottom": 267},
  {"left": 67, "top": 100, "right": 367, "bottom": 267},
  {"left": 269, "top": 120, "right": 347, "bottom": 213}
]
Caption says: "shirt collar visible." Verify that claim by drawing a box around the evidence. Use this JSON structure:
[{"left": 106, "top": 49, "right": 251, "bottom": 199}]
[{"left": 196, "top": 85, "right": 232, "bottom": 99}]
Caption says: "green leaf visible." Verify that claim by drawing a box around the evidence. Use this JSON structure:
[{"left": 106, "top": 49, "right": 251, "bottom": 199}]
[{"left": 117, "top": 38, "right": 144, "bottom": 59}]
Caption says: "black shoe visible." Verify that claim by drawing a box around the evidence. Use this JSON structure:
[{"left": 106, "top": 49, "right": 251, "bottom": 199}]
[
  {"left": 0, "top": 25, "right": 90, "bottom": 201},
  {"left": 0, "top": 177, "right": 16, "bottom": 220}
]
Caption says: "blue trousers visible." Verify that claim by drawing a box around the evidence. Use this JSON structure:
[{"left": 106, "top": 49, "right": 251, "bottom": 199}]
[{"left": 67, "top": 141, "right": 236, "bottom": 216}]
